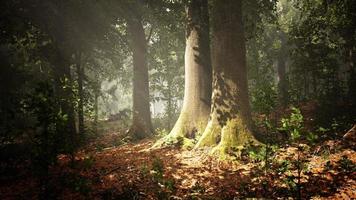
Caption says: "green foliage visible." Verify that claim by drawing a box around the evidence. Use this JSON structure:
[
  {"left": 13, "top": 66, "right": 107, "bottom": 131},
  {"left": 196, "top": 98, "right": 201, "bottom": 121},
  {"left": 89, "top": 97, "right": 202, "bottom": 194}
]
[
  {"left": 276, "top": 145, "right": 309, "bottom": 199},
  {"left": 284, "top": 174, "right": 298, "bottom": 192},
  {"left": 149, "top": 156, "right": 177, "bottom": 198},
  {"left": 25, "top": 82, "right": 64, "bottom": 174},
  {"left": 279, "top": 107, "right": 304, "bottom": 141},
  {"left": 287, "top": 0, "right": 356, "bottom": 105},
  {"left": 337, "top": 155, "right": 356, "bottom": 173},
  {"left": 244, "top": 145, "right": 266, "bottom": 162},
  {"left": 241, "top": 142, "right": 278, "bottom": 165},
  {"left": 154, "top": 128, "right": 170, "bottom": 139},
  {"left": 148, "top": 1, "right": 185, "bottom": 131},
  {"left": 0, "top": 1, "right": 355, "bottom": 199},
  {"left": 306, "top": 131, "right": 318, "bottom": 144},
  {"left": 164, "top": 178, "right": 176, "bottom": 191},
  {"left": 191, "top": 181, "right": 206, "bottom": 194},
  {"left": 247, "top": 26, "right": 278, "bottom": 114},
  {"left": 140, "top": 164, "right": 150, "bottom": 177},
  {"left": 152, "top": 156, "right": 164, "bottom": 179},
  {"left": 277, "top": 160, "right": 290, "bottom": 174},
  {"left": 152, "top": 113, "right": 180, "bottom": 132},
  {"left": 250, "top": 83, "right": 278, "bottom": 114}
]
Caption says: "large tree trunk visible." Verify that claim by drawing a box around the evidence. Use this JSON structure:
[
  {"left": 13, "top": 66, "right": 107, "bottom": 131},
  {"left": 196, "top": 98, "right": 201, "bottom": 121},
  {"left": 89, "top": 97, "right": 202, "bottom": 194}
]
[
  {"left": 127, "top": 16, "right": 153, "bottom": 140},
  {"left": 195, "top": 0, "right": 257, "bottom": 158},
  {"left": 153, "top": 0, "right": 212, "bottom": 148}
]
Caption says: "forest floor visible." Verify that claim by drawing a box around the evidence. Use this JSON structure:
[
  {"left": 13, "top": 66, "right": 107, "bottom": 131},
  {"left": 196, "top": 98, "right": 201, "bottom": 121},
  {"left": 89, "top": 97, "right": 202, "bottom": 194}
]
[{"left": 0, "top": 125, "right": 355, "bottom": 200}]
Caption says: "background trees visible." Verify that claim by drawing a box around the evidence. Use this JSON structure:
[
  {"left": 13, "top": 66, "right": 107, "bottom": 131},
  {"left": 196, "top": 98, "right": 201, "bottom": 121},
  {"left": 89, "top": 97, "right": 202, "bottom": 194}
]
[
  {"left": 1, "top": 0, "right": 354, "bottom": 147},
  {"left": 0, "top": 0, "right": 355, "bottom": 199}
]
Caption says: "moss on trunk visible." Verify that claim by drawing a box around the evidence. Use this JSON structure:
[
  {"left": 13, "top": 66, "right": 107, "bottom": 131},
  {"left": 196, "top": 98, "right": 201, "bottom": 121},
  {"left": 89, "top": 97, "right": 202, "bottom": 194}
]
[
  {"left": 153, "top": 112, "right": 207, "bottom": 148},
  {"left": 153, "top": 0, "right": 211, "bottom": 148},
  {"left": 194, "top": 0, "right": 260, "bottom": 158}
]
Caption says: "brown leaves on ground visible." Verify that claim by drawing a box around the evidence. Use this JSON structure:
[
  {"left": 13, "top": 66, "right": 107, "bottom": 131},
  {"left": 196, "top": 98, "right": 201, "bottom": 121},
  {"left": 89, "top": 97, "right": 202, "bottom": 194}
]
[{"left": 0, "top": 132, "right": 355, "bottom": 200}]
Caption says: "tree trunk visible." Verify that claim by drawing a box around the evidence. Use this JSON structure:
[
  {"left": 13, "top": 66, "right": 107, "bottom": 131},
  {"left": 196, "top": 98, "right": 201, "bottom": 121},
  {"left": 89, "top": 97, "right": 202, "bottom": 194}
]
[
  {"left": 167, "top": 81, "right": 173, "bottom": 130},
  {"left": 153, "top": 0, "right": 212, "bottom": 148},
  {"left": 93, "top": 81, "right": 100, "bottom": 134},
  {"left": 127, "top": 16, "right": 153, "bottom": 140},
  {"left": 304, "top": 71, "right": 309, "bottom": 100},
  {"left": 277, "top": 32, "right": 288, "bottom": 107},
  {"left": 346, "top": 44, "right": 355, "bottom": 102},
  {"left": 53, "top": 48, "right": 77, "bottom": 152},
  {"left": 195, "top": 0, "right": 257, "bottom": 158},
  {"left": 76, "top": 51, "right": 85, "bottom": 139}
]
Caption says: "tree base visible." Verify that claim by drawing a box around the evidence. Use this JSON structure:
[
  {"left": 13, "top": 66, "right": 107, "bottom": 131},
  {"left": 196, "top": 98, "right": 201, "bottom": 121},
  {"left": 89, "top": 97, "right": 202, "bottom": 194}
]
[
  {"left": 152, "top": 135, "right": 195, "bottom": 150},
  {"left": 127, "top": 124, "right": 152, "bottom": 141},
  {"left": 152, "top": 112, "right": 207, "bottom": 149},
  {"left": 195, "top": 118, "right": 259, "bottom": 159}
]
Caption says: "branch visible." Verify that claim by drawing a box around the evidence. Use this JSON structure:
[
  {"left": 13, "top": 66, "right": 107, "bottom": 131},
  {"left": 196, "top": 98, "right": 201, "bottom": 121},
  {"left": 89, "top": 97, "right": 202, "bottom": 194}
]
[{"left": 146, "top": 25, "right": 154, "bottom": 43}]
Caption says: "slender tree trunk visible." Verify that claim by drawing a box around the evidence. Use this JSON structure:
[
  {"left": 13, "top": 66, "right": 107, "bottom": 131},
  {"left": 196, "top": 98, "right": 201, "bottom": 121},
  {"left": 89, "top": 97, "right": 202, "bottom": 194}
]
[
  {"left": 53, "top": 48, "right": 77, "bottom": 152},
  {"left": 127, "top": 16, "right": 153, "bottom": 140},
  {"left": 167, "top": 81, "right": 173, "bottom": 130},
  {"left": 76, "top": 51, "right": 85, "bottom": 139},
  {"left": 346, "top": 44, "right": 355, "bottom": 101},
  {"left": 93, "top": 81, "right": 99, "bottom": 134},
  {"left": 195, "top": 0, "right": 257, "bottom": 158},
  {"left": 277, "top": 32, "right": 288, "bottom": 107},
  {"left": 153, "top": 0, "right": 212, "bottom": 148},
  {"left": 312, "top": 73, "right": 317, "bottom": 96},
  {"left": 304, "top": 72, "right": 309, "bottom": 100}
]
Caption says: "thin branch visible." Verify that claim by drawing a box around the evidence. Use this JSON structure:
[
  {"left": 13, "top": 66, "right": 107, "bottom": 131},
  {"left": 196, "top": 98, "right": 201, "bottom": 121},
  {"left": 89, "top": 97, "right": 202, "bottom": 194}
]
[{"left": 146, "top": 25, "right": 154, "bottom": 43}]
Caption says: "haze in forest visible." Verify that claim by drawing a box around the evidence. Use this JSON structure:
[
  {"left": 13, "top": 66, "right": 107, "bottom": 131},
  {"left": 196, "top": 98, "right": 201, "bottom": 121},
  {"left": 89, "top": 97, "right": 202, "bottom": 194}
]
[{"left": 0, "top": 0, "right": 355, "bottom": 199}]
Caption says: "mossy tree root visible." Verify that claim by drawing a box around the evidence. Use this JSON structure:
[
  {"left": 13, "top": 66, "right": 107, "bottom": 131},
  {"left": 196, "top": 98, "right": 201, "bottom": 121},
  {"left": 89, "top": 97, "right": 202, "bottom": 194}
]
[
  {"left": 152, "top": 113, "right": 207, "bottom": 149},
  {"left": 195, "top": 118, "right": 259, "bottom": 159}
]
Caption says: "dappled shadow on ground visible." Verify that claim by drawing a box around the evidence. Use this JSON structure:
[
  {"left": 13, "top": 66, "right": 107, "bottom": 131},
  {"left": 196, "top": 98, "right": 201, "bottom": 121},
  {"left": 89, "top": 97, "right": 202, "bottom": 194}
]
[{"left": 0, "top": 134, "right": 355, "bottom": 199}]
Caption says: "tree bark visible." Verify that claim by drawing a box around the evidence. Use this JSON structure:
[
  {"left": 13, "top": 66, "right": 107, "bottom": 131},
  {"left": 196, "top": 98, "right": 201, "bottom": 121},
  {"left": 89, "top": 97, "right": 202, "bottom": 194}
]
[
  {"left": 153, "top": 0, "right": 212, "bottom": 148},
  {"left": 53, "top": 48, "right": 77, "bottom": 152},
  {"left": 127, "top": 16, "right": 153, "bottom": 140},
  {"left": 166, "top": 81, "right": 173, "bottom": 130},
  {"left": 346, "top": 43, "right": 355, "bottom": 102},
  {"left": 76, "top": 51, "right": 85, "bottom": 138},
  {"left": 93, "top": 80, "right": 100, "bottom": 134},
  {"left": 277, "top": 31, "right": 288, "bottom": 107},
  {"left": 195, "top": 0, "right": 257, "bottom": 158}
]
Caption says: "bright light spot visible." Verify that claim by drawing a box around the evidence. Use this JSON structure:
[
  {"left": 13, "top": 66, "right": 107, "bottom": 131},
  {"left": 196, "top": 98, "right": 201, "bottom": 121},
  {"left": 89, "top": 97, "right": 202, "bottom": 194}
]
[{"left": 108, "top": 174, "right": 115, "bottom": 179}]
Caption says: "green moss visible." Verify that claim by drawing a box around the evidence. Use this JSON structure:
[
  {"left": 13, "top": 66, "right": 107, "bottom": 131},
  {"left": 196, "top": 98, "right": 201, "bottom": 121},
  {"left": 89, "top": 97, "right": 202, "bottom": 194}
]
[
  {"left": 195, "top": 120, "right": 221, "bottom": 148},
  {"left": 169, "top": 112, "right": 189, "bottom": 138},
  {"left": 152, "top": 112, "right": 208, "bottom": 149},
  {"left": 221, "top": 118, "right": 255, "bottom": 146},
  {"left": 182, "top": 137, "right": 195, "bottom": 150},
  {"left": 196, "top": 117, "right": 260, "bottom": 159}
]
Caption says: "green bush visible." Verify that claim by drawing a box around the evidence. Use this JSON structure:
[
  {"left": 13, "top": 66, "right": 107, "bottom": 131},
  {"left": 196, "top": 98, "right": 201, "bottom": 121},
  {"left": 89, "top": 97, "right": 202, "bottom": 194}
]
[{"left": 279, "top": 107, "right": 304, "bottom": 141}]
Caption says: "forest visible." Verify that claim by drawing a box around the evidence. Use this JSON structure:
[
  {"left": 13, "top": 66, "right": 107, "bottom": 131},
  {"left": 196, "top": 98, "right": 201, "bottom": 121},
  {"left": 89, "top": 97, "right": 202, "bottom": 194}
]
[{"left": 0, "top": 0, "right": 355, "bottom": 199}]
